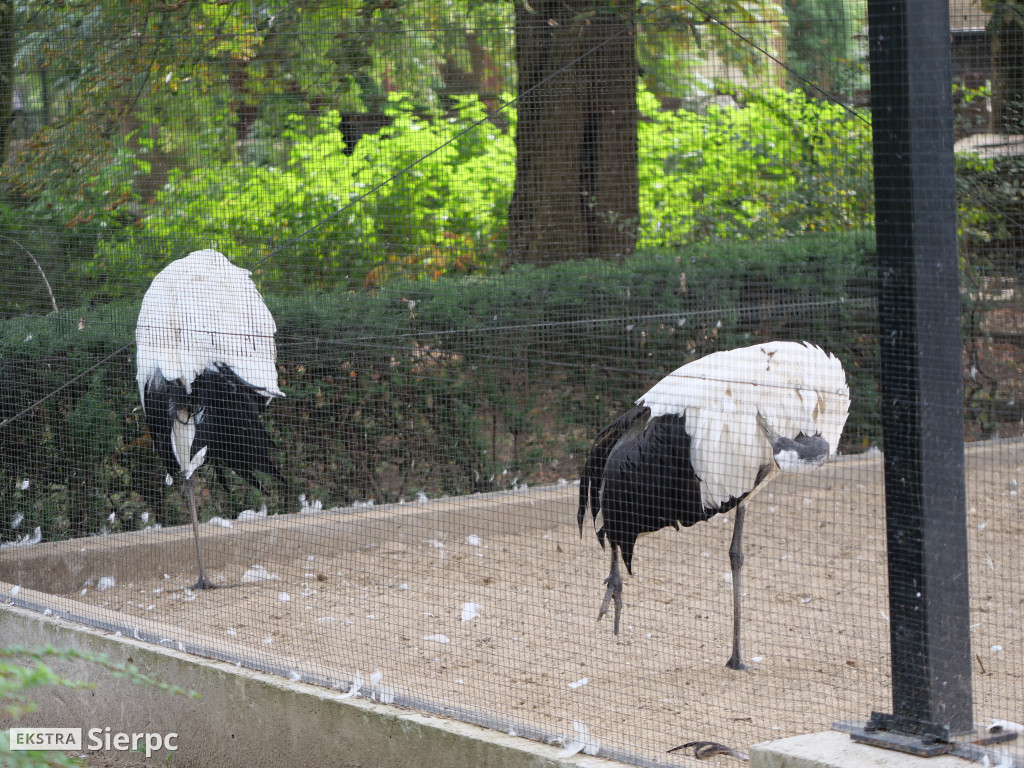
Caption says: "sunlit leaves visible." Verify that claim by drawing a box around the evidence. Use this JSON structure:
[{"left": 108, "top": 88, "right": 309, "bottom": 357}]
[
  {"left": 77, "top": 85, "right": 874, "bottom": 297},
  {"left": 86, "top": 93, "right": 518, "bottom": 293},
  {"left": 637, "top": 86, "right": 873, "bottom": 246}
]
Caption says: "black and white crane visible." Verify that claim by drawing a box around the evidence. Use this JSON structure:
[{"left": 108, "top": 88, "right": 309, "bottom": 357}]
[
  {"left": 578, "top": 341, "right": 850, "bottom": 670},
  {"left": 136, "top": 249, "right": 285, "bottom": 589}
]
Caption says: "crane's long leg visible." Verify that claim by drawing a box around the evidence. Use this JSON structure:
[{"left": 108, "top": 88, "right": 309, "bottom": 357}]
[
  {"left": 597, "top": 547, "right": 623, "bottom": 634},
  {"left": 726, "top": 501, "right": 747, "bottom": 670},
  {"left": 184, "top": 475, "right": 218, "bottom": 590}
]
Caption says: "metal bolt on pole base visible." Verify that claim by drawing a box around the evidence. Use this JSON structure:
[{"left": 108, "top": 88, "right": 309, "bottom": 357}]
[{"left": 834, "top": 716, "right": 1020, "bottom": 763}]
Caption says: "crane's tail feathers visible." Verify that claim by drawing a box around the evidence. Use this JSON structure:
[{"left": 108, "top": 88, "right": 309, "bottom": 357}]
[
  {"left": 576, "top": 462, "right": 592, "bottom": 536},
  {"left": 578, "top": 404, "right": 651, "bottom": 535}
]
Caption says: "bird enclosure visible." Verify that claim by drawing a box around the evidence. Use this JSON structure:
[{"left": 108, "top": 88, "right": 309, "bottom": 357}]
[{"left": 1, "top": 1, "right": 1022, "bottom": 766}]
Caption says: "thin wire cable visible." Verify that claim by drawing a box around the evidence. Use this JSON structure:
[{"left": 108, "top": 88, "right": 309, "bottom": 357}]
[
  {"left": 677, "top": 0, "right": 872, "bottom": 126},
  {"left": 0, "top": 341, "right": 134, "bottom": 430}
]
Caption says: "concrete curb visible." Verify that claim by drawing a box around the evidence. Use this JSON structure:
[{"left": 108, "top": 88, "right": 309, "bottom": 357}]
[{"left": 0, "top": 602, "right": 630, "bottom": 768}]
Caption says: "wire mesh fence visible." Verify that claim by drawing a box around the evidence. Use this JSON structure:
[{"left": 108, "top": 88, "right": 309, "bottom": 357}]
[{"left": 0, "top": 0, "right": 1020, "bottom": 765}]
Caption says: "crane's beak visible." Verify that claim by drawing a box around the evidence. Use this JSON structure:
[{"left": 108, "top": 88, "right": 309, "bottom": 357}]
[{"left": 756, "top": 411, "right": 779, "bottom": 444}]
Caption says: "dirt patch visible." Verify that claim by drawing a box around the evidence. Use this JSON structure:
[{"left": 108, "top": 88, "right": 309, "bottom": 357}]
[{"left": 3, "top": 445, "right": 1022, "bottom": 765}]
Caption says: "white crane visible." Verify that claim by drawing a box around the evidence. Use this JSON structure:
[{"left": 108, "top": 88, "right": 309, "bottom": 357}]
[
  {"left": 578, "top": 341, "right": 850, "bottom": 669},
  {"left": 136, "top": 249, "right": 285, "bottom": 589}
]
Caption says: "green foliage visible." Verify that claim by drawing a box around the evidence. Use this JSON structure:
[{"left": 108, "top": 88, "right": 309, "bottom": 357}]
[
  {"left": 0, "top": 304, "right": 157, "bottom": 542},
  {"left": 82, "top": 93, "right": 518, "bottom": 298},
  {"left": 953, "top": 84, "right": 1024, "bottom": 269},
  {"left": 71, "top": 86, "right": 873, "bottom": 301},
  {"left": 3, "top": 0, "right": 517, "bottom": 238},
  {"left": 0, "top": 645, "right": 197, "bottom": 768},
  {"left": 637, "top": 87, "right": 874, "bottom": 246},
  {"left": 1, "top": 233, "right": 878, "bottom": 540},
  {"left": 4, "top": 2, "right": 878, "bottom": 305},
  {"left": 955, "top": 150, "right": 1024, "bottom": 271}
]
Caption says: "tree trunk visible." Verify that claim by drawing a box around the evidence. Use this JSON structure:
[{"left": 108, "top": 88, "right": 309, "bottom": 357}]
[
  {"left": 0, "top": 1, "right": 15, "bottom": 167},
  {"left": 509, "top": 1, "right": 638, "bottom": 264},
  {"left": 991, "top": 3, "right": 1024, "bottom": 133}
]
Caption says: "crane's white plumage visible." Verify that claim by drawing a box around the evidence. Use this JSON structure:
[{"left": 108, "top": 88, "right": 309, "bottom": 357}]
[
  {"left": 640, "top": 341, "right": 849, "bottom": 508},
  {"left": 578, "top": 340, "right": 850, "bottom": 669},
  {"left": 136, "top": 249, "right": 283, "bottom": 406}
]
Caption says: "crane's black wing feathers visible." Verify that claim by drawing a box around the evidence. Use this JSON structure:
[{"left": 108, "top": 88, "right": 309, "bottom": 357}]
[
  {"left": 142, "top": 371, "right": 187, "bottom": 481},
  {"left": 192, "top": 365, "right": 284, "bottom": 486},
  {"left": 581, "top": 410, "right": 773, "bottom": 574},
  {"left": 143, "top": 365, "right": 283, "bottom": 490},
  {"left": 601, "top": 414, "right": 715, "bottom": 573}
]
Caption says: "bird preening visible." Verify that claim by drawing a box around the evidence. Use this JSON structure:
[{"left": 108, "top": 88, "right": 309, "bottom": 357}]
[
  {"left": 136, "top": 249, "right": 285, "bottom": 589},
  {"left": 578, "top": 341, "right": 850, "bottom": 670}
]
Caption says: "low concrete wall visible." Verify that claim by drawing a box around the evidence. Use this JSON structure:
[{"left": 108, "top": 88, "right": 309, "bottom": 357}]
[{"left": 0, "top": 603, "right": 624, "bottom": 768}]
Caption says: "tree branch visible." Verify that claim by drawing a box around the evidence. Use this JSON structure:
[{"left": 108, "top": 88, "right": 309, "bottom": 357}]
[{"left": 0, "top": 234, "right": 58, "bottom": 313}]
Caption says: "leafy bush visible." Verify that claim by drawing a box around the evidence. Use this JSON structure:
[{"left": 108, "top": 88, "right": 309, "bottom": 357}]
[
  {"left": 83, "top": 93, "right": 518, "bottom": 298},
  {"left": 956, "top": 151, "right": 1024, "bottom": 271},
  {"left": 637, "top": 87, "right": 874, "bottom": 246},
  {"left": 0, "top": 304, "right": 154, "bottom": 542},
  {"left": 0, "top": 233, "right": 878, "bottom": 542},
  {"left": 68, "top": 88, "right": 874, "bottom": 301}
]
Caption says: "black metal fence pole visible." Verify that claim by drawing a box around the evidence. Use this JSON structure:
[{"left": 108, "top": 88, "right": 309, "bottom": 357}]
[{"left": 867, "top": 0, "right": 974, "bottom": 735}]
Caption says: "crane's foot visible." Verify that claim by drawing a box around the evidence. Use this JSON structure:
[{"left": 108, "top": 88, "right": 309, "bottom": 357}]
[
  {"left": 191, "top": 575, "right": 220, "bottom": 591},
  {"left": 597, "top": 570, "right": 623, "bottom": 635},
  {"left": 725, "top": 654, "right": 749, "bottom": 672}
]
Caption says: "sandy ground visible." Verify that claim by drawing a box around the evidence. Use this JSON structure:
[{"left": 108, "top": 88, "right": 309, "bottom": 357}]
[{"left": 3, "top": 443, "right": 1022, "bottom": 766}]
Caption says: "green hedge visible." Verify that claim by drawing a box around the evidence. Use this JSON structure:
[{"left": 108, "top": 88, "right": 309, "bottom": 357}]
[{"left": 0, "top": 233, "right": 878, "bottom": 542}]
